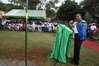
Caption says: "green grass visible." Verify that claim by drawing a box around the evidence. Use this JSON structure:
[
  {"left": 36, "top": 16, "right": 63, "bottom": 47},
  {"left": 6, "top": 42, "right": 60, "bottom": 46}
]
[{"left": 0, "top": 31, "right": 99, "bottom": 66}]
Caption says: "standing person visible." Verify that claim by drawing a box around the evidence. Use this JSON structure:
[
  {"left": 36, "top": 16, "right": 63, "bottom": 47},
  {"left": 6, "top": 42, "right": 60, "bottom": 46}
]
[
  {"left": 90, "top": 23, "right": 97, "bottom": 39},
  {"left": 19, "top": 23, "right": 23, "bottom": 31},
  {"left": 50, "top": 23, "right": 73, "bottom": 64},
  {"left": 0, "top": 18, "right": 2, "bottom": 30},
  {"left": 53, "top": 24, "right": 57, "bottom": 36},
  {"left": 71, "top": 13, "right": 87, "bottom": 66}
]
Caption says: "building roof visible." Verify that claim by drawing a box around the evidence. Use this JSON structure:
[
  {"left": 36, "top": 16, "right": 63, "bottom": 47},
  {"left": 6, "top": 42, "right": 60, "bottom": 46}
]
[{"left": 4, "top": 9, "right": 46, "bottom": 19}]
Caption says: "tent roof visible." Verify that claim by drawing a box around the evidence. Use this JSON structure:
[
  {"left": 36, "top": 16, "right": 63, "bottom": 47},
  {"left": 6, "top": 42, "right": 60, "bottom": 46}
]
[{"left": 4, "top": 9, "right": 46, "bottom": 18}]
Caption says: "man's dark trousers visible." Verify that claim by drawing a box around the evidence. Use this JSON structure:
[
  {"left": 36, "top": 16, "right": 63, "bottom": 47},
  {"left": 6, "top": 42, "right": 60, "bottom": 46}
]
[{"left": 73, "top": 34, "right": 82, "bottom": 65}]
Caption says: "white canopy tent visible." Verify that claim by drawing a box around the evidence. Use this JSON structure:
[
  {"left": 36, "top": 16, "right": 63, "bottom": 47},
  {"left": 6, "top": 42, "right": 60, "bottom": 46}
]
[{"left": 4, "top": 9, "right": 46, "bottom": 19}]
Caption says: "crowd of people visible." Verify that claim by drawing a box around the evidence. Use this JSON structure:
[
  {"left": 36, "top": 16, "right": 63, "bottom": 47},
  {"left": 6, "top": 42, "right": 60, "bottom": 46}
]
[
  {"left": 0, "top": 19, "right": 58, "bottom": 32},
  {"left": 0, "top": 18, "right": 98, "bottom": 38}
]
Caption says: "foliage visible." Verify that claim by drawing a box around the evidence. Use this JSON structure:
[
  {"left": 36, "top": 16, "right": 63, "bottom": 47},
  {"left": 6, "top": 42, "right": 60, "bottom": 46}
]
[
  {"left": 0, "top": 0, "right": 40, "bottom": 12},
  {"left": 46, "top": 9, "right": 56, "bottom": 18},
  {"left": 57, "top": 0, "right": 85, "bottom": 21},
  {"left": 8, "top": 0, "right": 40, "bottom": 9},
  {"left": 81, "top": 0, "right": 99, "bottom": 17},
  {"left": 0, "top": 2, "right": 23, "bottom": 12}
]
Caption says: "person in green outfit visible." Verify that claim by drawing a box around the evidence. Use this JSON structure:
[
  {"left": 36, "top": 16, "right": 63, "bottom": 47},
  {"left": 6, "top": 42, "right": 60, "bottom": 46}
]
[{"left": 50, "top": 22, "right": 73, "bottom": 64}]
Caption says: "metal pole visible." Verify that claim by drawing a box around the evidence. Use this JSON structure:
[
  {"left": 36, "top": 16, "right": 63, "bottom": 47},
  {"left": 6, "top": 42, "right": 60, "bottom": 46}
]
[{"left": 25, "top": 0, "right": 28, "bottom": 66}]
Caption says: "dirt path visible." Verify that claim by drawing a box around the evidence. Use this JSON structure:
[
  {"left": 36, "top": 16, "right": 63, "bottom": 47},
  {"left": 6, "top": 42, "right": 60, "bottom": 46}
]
[
  {"left": 0, "top": 47, "right": 50, "bottom": 66},
  {"left": 0, "top": 59, "right": 37, "bottom": 66}
]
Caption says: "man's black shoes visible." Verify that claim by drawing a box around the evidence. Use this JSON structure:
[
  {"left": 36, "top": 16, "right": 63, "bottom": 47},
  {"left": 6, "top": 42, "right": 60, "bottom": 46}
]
[{"left": 70, "top": 58, "right": 79, "bottom": 66}]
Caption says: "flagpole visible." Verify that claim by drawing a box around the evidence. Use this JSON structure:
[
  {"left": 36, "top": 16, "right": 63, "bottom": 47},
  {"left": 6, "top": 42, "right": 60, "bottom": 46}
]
[{"left": 25, "top": 0, "right": 28, "bottom": 66}]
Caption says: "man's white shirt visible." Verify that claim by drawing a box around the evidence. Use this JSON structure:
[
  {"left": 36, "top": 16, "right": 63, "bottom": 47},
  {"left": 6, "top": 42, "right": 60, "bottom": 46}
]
[{"left": 73, "top": 22, "right": 78, "bottom": 34}]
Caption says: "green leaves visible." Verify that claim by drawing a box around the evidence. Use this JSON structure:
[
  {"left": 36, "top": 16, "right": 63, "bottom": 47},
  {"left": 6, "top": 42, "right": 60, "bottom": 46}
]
[
  {"left": 82, "top": 0, "right": 99, "bottom": 17},
  {"left": 0, "top": 2, "right": 23, "bottom": 12},
  {"left": 57, "top": 0, "right": 85, "bottom": 21}
]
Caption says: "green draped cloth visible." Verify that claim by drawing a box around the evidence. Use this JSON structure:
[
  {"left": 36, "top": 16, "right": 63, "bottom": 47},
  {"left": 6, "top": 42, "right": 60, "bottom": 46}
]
[{"left": 50, "top": 24, "right": 73, "bottom": 63}]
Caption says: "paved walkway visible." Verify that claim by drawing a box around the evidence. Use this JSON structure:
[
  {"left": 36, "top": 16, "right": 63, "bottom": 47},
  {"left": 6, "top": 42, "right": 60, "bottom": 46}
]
[{"left": 83, "top": 40, "right": 99, "bottom": 52}]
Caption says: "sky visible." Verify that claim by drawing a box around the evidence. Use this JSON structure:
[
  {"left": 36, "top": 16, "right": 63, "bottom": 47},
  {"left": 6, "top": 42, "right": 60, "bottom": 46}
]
[
  {"left": 1, "top": 0, "right": 9, "bottom": 3},
  {"left": 1, "top": 0, "right": 83, "bottom": 4}
]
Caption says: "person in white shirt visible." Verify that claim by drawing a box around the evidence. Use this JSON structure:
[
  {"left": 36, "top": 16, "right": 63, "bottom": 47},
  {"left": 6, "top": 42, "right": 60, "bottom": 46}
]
[
  {"left": 16, "top": 23, "right": 20, "bottom": 31},
  {"left": 73, "top": 22, "right": 78, "bottom": 34},
  {"left": 19, "top": 23, "right": 23, "bottom": 31},
  {"left": 90, "top": 23, "right": 97, "bottom": 38},
  {"left": 90, "top": 23, "right": 96, "bottom": 31},
  {"left": 48, "top": 23, "right": 52, "bottom": 32},
  {"left": 8, "top": 24, "right": 11, "bottom": 30},
  {"left": 32, "top": 22, "right": 36, "bottom": 31}
]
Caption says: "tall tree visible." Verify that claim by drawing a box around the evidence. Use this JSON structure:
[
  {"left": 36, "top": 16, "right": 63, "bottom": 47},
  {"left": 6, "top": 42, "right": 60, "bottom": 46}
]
[
  {"left": 8, "top": 0, "right": 40, "bottom": 9},
  {"left": 57, "top": 0, "right": 85, "bottom": 21},
  {"left": 0, "top": 2, "right": 23, "bottom": 12},
  {"left": 46, "top": 9, "right": 56, "bottom": 17},
  {"left": 81, "top": 0, "right": 99, "bottom": 17},
  {"left": 37, "top": 0, "right": 59, "bottom": 10}
]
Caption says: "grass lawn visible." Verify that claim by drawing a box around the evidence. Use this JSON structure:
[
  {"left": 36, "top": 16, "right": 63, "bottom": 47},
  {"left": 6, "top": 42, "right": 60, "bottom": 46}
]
[{"left": 0, "top": 31, "right": 99, "bottom": 66}]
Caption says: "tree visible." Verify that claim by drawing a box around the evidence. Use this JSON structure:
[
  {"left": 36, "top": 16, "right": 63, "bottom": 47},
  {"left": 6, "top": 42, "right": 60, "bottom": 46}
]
[
  {"left": 28, "top": 0, "right": 40, "bottom": 9},
  {"left": 57, "top": 0, "right": 85, "bottom": 21},
  {"left": 81, "top": 0, "right": 99, "bottom": 17},
  {"left": 0, "top": 2, "right": 23, "bottom": 12},
  {"left": 8, "top": 0, "right": 40, "bottom": 9},
  {"left": 46, "top": 9, "right": 56, "bottom": 18}
]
